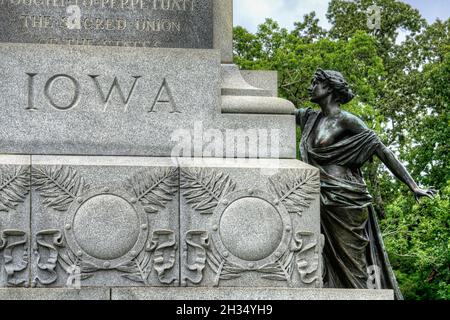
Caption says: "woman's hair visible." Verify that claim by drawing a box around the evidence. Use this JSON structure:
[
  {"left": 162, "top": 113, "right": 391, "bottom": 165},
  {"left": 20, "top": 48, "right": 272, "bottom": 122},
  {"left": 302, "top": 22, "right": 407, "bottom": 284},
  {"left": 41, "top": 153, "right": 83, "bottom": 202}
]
[{"left": 314, "top": 69, "right": 355, "bottom": 104}]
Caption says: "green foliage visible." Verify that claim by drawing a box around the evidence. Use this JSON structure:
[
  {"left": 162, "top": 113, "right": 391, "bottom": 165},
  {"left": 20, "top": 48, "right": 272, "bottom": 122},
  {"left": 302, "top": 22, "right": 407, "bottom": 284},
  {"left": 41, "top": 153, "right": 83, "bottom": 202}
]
[
  {"left": 234, "top": 1, "right": 449, "bottom": 300},
  {"left": 381, "top": 182, "right": 450, "bottom": 300},
  {"left": 327, "top": 0, "right": 426, "bottom": 65}
]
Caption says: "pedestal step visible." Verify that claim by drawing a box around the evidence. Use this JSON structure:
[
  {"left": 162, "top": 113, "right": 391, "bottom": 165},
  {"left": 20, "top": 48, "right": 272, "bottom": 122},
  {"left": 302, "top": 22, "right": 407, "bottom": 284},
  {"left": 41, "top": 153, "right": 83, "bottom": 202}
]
[{"left": 0, "top": 288, "right": 394, "bottom": 300}]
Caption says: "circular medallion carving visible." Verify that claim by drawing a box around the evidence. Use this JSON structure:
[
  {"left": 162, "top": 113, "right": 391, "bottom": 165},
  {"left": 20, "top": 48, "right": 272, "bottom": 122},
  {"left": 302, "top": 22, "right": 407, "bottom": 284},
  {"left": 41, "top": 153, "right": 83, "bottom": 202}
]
[
  {"left": 65, "top": 188, "right": 148, "bottom": 269},
  {"left": 212, "top": 190, "right": 292, "bottom": 269},
  {"left": 73, "top": 195, "right": 140, "bottom": 260},
  {"left": 219, "top": 197, "right": 283, "bottom": 261}
]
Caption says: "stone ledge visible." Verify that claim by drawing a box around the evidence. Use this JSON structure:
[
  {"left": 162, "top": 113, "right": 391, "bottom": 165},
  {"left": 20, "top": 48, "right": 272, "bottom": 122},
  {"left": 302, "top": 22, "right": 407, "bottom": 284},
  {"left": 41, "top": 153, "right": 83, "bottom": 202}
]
[
  {"left": 0, "top": 288, "right": 110, "bottom": 300},
  {"left": 240, "top": 70, "right": 278, "bottom": 97},
  {"left": 221, "top": 64, "right": 273, "bottom": 97},
  {"left": 111, "top": 288, "right": 394, "bottom": 301},
  {"left": 221, "top": 96, "right": 295, "bottom": 114},
  {"left": 0, "top": 288, "right": 394, "bottom": 300}
]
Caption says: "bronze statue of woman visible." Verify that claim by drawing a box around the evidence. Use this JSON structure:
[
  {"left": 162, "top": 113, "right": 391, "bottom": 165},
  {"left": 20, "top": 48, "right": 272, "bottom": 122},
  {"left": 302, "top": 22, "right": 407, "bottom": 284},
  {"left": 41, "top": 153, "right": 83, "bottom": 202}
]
[{"left": 295, "top": 69, "right": 436, "bottom": 300}]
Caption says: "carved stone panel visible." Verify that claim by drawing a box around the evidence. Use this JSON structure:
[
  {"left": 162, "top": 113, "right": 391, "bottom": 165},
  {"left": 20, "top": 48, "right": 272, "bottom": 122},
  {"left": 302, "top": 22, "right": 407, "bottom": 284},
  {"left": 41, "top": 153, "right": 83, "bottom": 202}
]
[
  {"left": 0, "top": 44, "right": 221, "bottom": 157},
  {"left": 30, "top": 156, "right": 179, "bottom": 288},
  {"left": 0, "top": 0, "right": 213, "bottom": 49},
  {"left": 0, "top": 43, "right": 296, "bottom": 159},
  {"left": 178, "top": 158, "right": 323, "bottom": 288},
  {"left": 0, "top": 156, "right": 31, "bottom": 287}
]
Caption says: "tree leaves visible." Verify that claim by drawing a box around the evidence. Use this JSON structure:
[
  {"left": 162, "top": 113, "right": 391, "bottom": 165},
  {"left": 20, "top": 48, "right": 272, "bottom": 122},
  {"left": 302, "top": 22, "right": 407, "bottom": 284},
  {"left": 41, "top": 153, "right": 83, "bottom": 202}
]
[
  {"left": 124, "top": 167, "right": 178, "bottom": 214},
  {"left": 268, "top": 169, "right": 319, "bottom": 216},
  {"left": 0, "top": 165, "right": 30, "bottom": 212},
  {"left": 32, "top": 166, "right": 89, "bottom": 212},
  {"left": 181, "top": 168, "right": 236, "bottom": 214}
]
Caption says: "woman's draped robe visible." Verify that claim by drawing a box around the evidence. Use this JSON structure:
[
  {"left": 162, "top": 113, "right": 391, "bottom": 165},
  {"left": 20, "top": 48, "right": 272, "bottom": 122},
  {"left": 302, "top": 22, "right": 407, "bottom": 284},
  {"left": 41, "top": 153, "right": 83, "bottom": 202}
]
[{"left": 296, "top": 108, "right": 403, "bottom": 300}]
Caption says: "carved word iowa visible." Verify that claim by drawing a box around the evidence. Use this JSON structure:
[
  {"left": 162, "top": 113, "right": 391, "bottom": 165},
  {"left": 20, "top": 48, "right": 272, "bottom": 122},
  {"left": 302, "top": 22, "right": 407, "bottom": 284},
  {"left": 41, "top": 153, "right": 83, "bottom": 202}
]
[{"left": 26, "top": 73, "right": 180, "bottom": 113}]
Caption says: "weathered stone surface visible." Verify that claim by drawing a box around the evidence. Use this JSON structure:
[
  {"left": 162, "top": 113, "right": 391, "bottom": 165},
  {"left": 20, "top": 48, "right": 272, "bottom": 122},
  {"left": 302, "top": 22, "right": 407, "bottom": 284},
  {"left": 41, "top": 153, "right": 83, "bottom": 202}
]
[
  {"left": 213, "top": 0, "right": 233, "bottom": 63},
  {"left": 30, "top": 156, "right": 179, "bottom": 288},
  {"left": 0, "top": 43, "right": 215, "bottom": 156},
  {"left": 221, "top": 64, "right": 295, "bottom": 115},
  {"left": 0, "top": 287, "right": 394, "bottom": 300},
  {"left": 240, "top": 70, "right": 278, "bottom": 97},
  {"left": 0, "top": 0, "right": 213, "bottom": 49},
  {"left": 72, "top": 194, "right": 141, "bottom": 260},
  {"left": 112, "top": 287, "right": 395, "bottom": 300},
  {"left": 220, "top": 64, "right": 294, "bottom": 115},
  {"left": 0, "top": 287, "right": 110, "bottom": 300},
  {"left": 0, "top": 155, "right": 31, "bottom": 288},
  {"left": 178, "top": 158, "right": 322, "bottom": 288},
  {"left": 221, "top": 96, "right": 295, "bottom": 114},
  {"left": 221, "top": 64, "right": 272, "bottom": 97},
  {"left": 0, "top": 43, "right": 296, "bottom": 159},
  {"left": 219, "top": 197, "right": 284, "bottom": 261}
]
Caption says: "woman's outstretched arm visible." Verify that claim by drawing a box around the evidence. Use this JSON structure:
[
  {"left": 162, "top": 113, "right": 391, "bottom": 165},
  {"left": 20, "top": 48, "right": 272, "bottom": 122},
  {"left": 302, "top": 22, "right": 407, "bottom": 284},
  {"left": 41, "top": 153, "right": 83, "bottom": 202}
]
[
  {"left": 343, "top": 111, "right": 436, "bottom": 202},
  {"left": 375, "top": 144, "right": 436, "bottom": 202}
]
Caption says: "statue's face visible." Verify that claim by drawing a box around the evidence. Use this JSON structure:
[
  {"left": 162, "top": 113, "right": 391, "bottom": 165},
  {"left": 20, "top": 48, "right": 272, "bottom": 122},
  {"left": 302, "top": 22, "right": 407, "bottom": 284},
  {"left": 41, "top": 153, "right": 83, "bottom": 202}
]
[{"left": 308, "top": 77, "right": 330, "bottom": 103}]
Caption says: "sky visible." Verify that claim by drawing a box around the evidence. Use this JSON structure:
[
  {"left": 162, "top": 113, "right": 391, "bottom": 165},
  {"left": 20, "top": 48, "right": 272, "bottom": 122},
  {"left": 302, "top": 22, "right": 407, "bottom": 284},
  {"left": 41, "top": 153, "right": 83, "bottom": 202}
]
[{"left": 233, "top": 0, "right": 450, "bottom": 33}]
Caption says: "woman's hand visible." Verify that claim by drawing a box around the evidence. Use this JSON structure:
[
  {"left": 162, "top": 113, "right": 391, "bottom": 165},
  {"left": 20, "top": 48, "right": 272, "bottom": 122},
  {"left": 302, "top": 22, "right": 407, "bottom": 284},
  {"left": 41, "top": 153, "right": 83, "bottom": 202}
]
[{"left": 413, "top": 187, "right": 437, "bottom": 203}]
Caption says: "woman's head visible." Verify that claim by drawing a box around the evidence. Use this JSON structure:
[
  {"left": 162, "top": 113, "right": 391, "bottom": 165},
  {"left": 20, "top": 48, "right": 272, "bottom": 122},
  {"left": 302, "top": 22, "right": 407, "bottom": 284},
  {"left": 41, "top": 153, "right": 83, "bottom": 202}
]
[{"left": 308, "top": 69, "right": 355, "bottom": 105}]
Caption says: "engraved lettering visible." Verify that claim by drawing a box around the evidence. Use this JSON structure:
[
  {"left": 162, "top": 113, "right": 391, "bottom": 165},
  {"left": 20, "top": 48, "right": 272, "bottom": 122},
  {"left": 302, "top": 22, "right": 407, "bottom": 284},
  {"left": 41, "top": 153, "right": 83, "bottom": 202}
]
[
  {"left": 89, "top": 75, "right": 141, "bottom": 112},
  {"left": 1, "top": 0, "right": 211, "bottom": 49},
  {"left": 171, "top": 0, "right": 181, "bottom": 10},
  {"left": 131, "top": 0, "right": 143, "bottom": 10},
  {"left": 105, "top": 18, "right": 114, "bottom": 30},
  {"left": 160, "top": 0, "right": 169, "bottom": 10},
  {"left": 83, "top": 17, "right": 93, "bottom": 29},
  {"left": 1, "top": 0, "right": 195, "bottom": 10},
  {"left": 117, "top": 18, "right": 126, "bottom": 30},
  {"left": 135, "top": 19, "right": 181, "bottom": 32},
  {"left": 95, "top": 17, "right": 104, "bottom": 30},
  {"left": 149, "top": 78, "right": 179, "bottom": 113},
  {"left": 26, "top": 73, "right": 38, "bottom": 110},
  {"left": 44, "top": 74, "right": 80, "bottom": 110},
  {"left": 120, "top": 0, "right": 128, "bottom": 9},
  {"left": 65, "top": 38, "right": 93, "bottom": 45},
  {"left": 35, "top": 15, "right": 52, "bottom": 28},
  {"left": 20, "top": 15, "right": 31, "bottom": 29},
  {"left": 19, "top": 15, "right": 54, "bottom": 29}
]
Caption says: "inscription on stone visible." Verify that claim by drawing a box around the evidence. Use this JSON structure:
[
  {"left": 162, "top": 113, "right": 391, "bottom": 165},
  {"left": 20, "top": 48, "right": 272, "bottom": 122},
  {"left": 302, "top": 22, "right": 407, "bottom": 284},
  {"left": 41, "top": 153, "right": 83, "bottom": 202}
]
[
  {"left": 0, "top": 43, "right": 220, "bottom": 156},
  {"left": 0, "top": 0, "right": 213, "bottom": 49},
  {"left": 26, "top": 73, "right": 179, "bottom": 113}
]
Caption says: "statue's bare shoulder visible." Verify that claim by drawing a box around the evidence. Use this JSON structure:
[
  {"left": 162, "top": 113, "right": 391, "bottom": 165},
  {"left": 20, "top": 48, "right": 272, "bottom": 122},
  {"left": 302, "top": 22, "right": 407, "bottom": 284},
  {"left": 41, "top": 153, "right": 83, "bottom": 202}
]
[{"left": 340, "top": 110, "right": 369, "bottom": 134}]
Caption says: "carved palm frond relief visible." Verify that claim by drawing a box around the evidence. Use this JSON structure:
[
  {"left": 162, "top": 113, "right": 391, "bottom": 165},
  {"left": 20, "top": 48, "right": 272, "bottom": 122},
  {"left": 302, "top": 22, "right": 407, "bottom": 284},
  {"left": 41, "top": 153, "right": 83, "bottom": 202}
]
[
  {"left": 258, "top": 250, "right": 296, "bottom": 286},
  {"left": 32, "top": 166, "right": 89, "bottom": 211},
  {"left": 0, "top": 165, "right": 30, "bottom": 212},
  {"left": 180, "top": 168, "right": 236, "bottom": 214},
  {"left": 268, "top": 169, "right": 319, "bottom": 216},
  {"left": 125, "top": 167, "right": 178, "bottom": 214},
  {"left": 117, "top": 250, "right": 153, "bottom": 285}
]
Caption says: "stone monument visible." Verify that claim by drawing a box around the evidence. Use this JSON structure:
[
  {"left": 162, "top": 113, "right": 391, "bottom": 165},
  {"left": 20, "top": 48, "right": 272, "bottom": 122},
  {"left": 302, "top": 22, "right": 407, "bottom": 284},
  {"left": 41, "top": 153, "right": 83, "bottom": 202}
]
[{"left": 0, "top": 0, "right": 393, "bottom": 300}]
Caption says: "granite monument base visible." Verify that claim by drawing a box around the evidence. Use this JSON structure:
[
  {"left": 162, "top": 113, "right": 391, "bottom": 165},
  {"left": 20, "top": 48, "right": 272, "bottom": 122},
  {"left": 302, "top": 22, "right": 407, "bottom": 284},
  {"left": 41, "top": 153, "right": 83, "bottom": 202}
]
[
  {"left": 0, "top": 287, "right": 394, "bottom": 300},
  {"left": 0, "top": 155, "right": 322, "bottom": 290}
]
